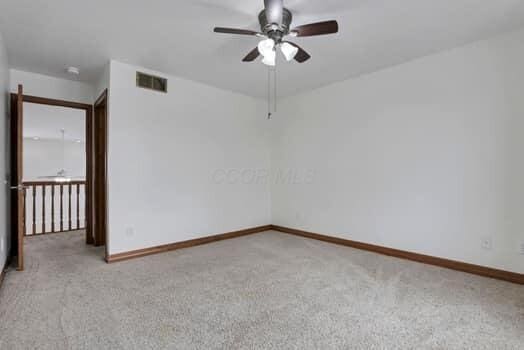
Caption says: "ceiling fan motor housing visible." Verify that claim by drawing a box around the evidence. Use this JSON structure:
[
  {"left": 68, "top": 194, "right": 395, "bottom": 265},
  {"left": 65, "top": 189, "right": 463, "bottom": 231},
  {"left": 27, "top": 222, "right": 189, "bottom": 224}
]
[{"left": 259, "top": 8, "right": 292, "bottom": 42}]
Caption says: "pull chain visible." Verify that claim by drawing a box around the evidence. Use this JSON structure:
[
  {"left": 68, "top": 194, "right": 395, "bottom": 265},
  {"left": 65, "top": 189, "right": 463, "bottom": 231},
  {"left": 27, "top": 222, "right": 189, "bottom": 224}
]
[
  {"left": 274, "top": 63, "right": 277, "bottom": 114},
  {"left": 267, "top": 64, "right": 277, "bottom": 119},
  {"left": 267, "top": 67, "right": 271, "bottom": 119}
]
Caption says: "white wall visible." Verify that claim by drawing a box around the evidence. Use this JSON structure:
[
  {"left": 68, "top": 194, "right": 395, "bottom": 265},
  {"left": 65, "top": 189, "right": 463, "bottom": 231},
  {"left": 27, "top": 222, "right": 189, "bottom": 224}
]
[
  {"left": 10, "top": 69, "right": 94, "bottom": 104},
  {"left": 94, "top": 62, "right": 109, "bottom": 101},
  {"left": 107, "top": 61, "right": 271, "bottom": 254},
  {"left": 22, "top": 139, "right": 86, "bottom": 235},
  {"left": 4, "top": 32, "right": 522, "bottom": 274},
  {"left": 0, "top": 33, "right": 9, "bottom": 268},
  {"left": 23, "top": 138, "right": 85, "bottom": 181},
  {"left": 271, "top": 29, "right": 524, "bottom": 274}
]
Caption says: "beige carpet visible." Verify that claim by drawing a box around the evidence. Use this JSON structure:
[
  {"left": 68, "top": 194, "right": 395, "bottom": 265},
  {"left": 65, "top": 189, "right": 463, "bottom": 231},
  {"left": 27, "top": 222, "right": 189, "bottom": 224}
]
[{"left": 0, "top": 230, "right": 522, "bottom": 349}]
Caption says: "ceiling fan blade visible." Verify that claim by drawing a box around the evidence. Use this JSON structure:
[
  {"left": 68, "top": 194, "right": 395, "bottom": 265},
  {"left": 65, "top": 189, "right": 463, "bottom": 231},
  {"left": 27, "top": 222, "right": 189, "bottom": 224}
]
[
  {"left": 291, "top": 20, "right": 339, "bottom": 37},
  {"left": 213, "top": 27, "right": 259, "bottom": 36},
  {"left": 242, "top": 47, "right": 260, "bottom": 62},
  {"left": 283, "top": 41, "right": 311, "bottom": 63},
  {"left": 264, "top": 0, "right": 283, "bottom": 25}
]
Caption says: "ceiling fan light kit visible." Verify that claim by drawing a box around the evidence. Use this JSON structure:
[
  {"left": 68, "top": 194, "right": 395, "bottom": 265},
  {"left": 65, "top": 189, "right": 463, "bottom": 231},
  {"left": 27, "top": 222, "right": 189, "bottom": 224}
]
[
  {"left": 213, "top": 0, "right": 339, "bottom": 66},
  {"left": 213, "top": 0, "right": 339, "bottom": 118},
  {"left": 262, "top": 51, "right": 276, "bottom": 66},
  {"left": 280, "top": 42, "right": 298, "bottom": 62},
  {"left": 258, "top": 38, "right": 276, "bottom": 66}
]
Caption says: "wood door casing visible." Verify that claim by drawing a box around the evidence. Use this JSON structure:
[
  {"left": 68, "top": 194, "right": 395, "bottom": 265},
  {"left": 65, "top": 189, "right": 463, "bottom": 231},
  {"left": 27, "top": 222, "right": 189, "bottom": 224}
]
[
  {"left": 9, "top": 85, "right": 24, "bottom": 270},
  {"left": 93, "top": 90, "right": 108, "bottom": 247},
  {"left": 9, "top": 93, "right": 18, "bottom": 263},
  {"left": 85, "top": 102, "right": 94, "bottom": 244}
]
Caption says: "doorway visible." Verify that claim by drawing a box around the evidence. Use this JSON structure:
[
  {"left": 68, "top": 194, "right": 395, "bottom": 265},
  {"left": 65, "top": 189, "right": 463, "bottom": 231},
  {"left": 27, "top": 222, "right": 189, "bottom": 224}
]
[{"left": 10, "top": 85, "right": 107, "bottom": 269}]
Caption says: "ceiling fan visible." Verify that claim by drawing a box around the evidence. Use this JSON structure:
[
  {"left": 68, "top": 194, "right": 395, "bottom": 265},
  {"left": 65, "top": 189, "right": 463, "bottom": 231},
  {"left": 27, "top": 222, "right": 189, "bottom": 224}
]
[{"left": 213, "top": 0, "right": 339, "bottom": 66}]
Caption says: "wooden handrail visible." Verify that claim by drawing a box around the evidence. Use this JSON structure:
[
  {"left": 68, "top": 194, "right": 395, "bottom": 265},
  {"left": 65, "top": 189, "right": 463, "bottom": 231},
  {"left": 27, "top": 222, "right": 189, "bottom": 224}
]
[
  {"left": 21, "top": 180, "right": 86, "bottom": 236},
  {"left": 22, "top": 180, "right": 86, "bottom": 186}
]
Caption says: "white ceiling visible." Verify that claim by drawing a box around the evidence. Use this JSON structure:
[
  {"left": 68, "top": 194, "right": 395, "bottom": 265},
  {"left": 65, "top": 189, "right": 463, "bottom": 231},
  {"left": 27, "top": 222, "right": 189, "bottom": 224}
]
[
  {"left": 2, "top": 0, "right": 524, "bottom": 98},
  {"left": 23, "top": 103, "right": 85, "bottom": 142}
]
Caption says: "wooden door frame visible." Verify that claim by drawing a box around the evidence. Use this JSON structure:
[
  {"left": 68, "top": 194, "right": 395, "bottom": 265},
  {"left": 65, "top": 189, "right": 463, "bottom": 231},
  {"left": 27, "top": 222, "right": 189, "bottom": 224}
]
[
  {"left": 10, "top": 92, "right": 95, "bottom": 266},
  {"left": 10, "top": 85, "right": 24, "bottom": 270},
  {"left": 93, "top": 89, "right": 108, "bottom": 252}
]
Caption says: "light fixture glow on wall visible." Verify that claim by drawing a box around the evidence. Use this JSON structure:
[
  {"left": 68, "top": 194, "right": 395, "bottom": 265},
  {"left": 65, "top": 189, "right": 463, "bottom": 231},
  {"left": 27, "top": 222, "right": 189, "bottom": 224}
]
[
  {"left": 280, "top": 42, "right": 298, "bottom": 62},
  {"left": 67, "top": 66, "right": 80, "bottom": 75}
]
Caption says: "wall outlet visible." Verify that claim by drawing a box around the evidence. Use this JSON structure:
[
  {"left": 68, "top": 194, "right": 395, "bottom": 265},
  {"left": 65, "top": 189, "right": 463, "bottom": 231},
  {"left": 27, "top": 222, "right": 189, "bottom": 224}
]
[
  {"left": 481, "top": 237, "right": 492, "bottom": 250},
  {"left": 125, "top": 227, "right": 135, "bottom": 237},
  {"left": 519, "top": 241, "right": 524, "bottom": 255}
]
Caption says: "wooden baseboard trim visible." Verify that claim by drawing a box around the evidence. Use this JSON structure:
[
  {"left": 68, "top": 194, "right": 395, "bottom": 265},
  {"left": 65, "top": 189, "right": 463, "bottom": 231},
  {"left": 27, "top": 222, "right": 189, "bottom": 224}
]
[
  {"left": 106, "top": 225, "right": 272, "bottom": 263},
  {"left": 271, "top": 225, "right": 524, "bottom": 285},
  {"left": 104, "top": 224, "right": 523, "bottom": 284}
]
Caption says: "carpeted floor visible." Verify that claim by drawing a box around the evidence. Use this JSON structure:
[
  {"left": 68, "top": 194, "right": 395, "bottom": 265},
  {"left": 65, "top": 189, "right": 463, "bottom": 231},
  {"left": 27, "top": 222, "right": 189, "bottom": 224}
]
[{"left": 0, "top": 231, "right": 522, "bottom": 350}]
